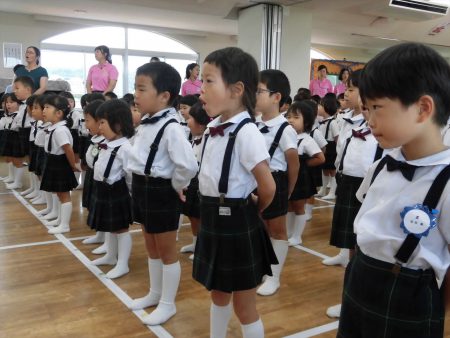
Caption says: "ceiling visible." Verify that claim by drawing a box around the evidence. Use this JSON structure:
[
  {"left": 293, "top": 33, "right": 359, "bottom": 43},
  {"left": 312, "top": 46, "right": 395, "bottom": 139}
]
[{"left": 1, "top": 0, "right": 450, "bottom": 57}]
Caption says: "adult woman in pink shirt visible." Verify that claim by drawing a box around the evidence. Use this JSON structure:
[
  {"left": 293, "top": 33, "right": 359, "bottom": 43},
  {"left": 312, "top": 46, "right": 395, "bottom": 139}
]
[
  {"left": 85, "top": 45, "right": 119, "bottom": 94},
  {"left": 181, "top": 63, "right": 202, "bottom": 96},
  {"left": 309, "top": 64, "right": 333, "bottom": 98},
  {"left": 334, "top": 68, "right": 350, "bottom": 96}
]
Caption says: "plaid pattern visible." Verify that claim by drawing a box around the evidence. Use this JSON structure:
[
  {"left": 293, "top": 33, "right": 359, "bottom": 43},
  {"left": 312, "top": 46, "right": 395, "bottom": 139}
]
[
  {"left": 262, "top": 171, "right": 288, "bottom": 220},
  {"left": 2, "top": 130, "right": 25, "bottom": 158},
  {"left": 182, "top": 175, "right": 200, "bottom": 218},
  {"left": 0, "top": 130, "right": 5, "bottom": 156},
  {"left": 18, "top": 127, "right": 31, "bottom": 156},
  {"left": 28, "top": 143, "right": 38, "bottom": 172},
  {"left": 34, "top": 147, "right": 47, "bottom": 177},
  {"left": 290, "top": 157, "right": 316, "bottom": 201},
  {"left": 132, "top": 174, "right": 182, "bottom": 233},
  {"left": 40, "top": 154, "right": 78, "bottom": 192},
  {"left": 87, "top": 178, "right": 132, "bottom": 232},
  {"left": 78, "top": 135, "right": 91, "bottom": 163},
  {"left": 329, "top": 174, "right": 363, "bottom": 249},
  {"left": 82, "top": 167, "right": 94, "bottom": 210},
  {"left": 193, "top": 195, "right": 278, "bottom": 292},
  {"left": 323, "top": 141, "right": 337, "bottom": 170},
  {"left": 70, "top": 129, "right": 80, "bottom": 154},
  {"left": 338, "top": 249, "right": 444, "bottom": 338}
]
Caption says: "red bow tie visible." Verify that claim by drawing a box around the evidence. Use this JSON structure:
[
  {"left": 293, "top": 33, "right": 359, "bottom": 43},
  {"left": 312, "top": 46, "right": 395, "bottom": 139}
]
[
  {"left": 209, "top": 122, "right": 234, "bottom": 137},
  {"left": 98, "top": 143, "right": 108, "bottom": 150},
  {"left": 352, "top": 129, "right": 371, "bottom": 141}
]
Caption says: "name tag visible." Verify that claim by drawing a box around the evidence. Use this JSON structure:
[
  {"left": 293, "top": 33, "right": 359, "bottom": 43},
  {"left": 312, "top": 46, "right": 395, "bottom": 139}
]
[{"left": 219, "top": 206, "right": 231, "bottom": 216}]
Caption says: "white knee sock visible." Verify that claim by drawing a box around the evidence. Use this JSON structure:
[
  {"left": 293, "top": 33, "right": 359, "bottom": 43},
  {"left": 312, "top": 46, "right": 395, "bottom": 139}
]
[
  {"left": 48, "top": 202, "right": 72, "bottom": 234},
  {"left": 241, "top": 318, "right": 264, "bottom": 338},
  {"left": 257, "top": 238, "right": 288, "bottom": 296},
  {"left": 288, "top": 214, "right": 307, "bottom": 246},
  {"left": 210, "top": 303, "right": 232, "bottom": 338},
  {"left": 91, "top": 233, "right": 118, "bottom": 266},
  {"left": 143, "top": 261, "right": 181, "bottom": 325},
  {"left": 106, "top": 232, "right": 132, "bottom": 279}
]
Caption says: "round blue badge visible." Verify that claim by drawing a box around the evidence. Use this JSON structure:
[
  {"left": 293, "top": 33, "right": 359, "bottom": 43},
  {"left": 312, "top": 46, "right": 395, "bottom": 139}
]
[{"left": 400, "top": 204, "right": 439, "bottom": 238}]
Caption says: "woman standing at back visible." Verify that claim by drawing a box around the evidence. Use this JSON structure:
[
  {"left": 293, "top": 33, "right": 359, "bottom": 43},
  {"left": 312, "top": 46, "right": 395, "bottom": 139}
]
[
  {"left": 85, "top": 45, "right": 119, "bottom": 95},
  {"left": 181, "top": 63, "right": 202, "bottom": 96}
]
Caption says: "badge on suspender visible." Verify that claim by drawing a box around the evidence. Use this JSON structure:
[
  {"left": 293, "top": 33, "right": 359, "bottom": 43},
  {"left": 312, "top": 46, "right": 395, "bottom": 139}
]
[
  {"left": 400, "top": 204, "right": 439, "bottom": 238},
  {"left": 91, "top": 145, "right": 99, "bottom": 157}
]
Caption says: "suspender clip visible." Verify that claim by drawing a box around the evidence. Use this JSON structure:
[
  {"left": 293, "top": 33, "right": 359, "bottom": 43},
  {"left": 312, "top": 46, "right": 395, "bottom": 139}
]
[
  {"left": 219, "top": 193, "right": 225, "bottom": 205},
  {"left": 392, "top": 261, "right": 402, "bottom": 275},
  {"left": 150, "top": 142, "right": 159, "bottom": 150}
]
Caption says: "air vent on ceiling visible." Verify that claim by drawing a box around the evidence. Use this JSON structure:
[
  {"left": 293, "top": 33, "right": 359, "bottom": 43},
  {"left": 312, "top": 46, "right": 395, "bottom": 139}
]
[{"left": 389, "top": 0, "right": 449, "bottom": 15}]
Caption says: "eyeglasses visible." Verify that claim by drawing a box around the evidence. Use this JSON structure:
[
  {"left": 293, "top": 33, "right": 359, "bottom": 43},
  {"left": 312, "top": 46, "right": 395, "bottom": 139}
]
[{"left": 256, "top": 88, "right": 275, "bottom": 95}]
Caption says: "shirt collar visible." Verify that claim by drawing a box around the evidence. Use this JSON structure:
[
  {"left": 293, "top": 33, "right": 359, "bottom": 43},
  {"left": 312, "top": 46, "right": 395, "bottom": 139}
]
[
  {"left": 255, "top": 114, "right": 286, "bottom": 127},
  {"left": 389, "top": 147, "right": 450, "bottom": 166},
  {"left": 208, "top": 111, "right": 251, "bottom": 128},
  {"left": 48, "top": 120, "right": 66, "bottom": 131},
  {"left": 107, "top": 137, "right": 127, "bottom": 148},
  {"left": 142, "top": 107, "right": 176, "bottom": 120},
  {"left": 91, "top": 134, "right": 105, "bottom": 143}
]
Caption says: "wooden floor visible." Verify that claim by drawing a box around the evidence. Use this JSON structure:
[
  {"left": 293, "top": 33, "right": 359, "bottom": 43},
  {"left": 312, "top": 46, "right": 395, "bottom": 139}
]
[{"left": 0, "top": 164, "right": 448, "bottom": 338}]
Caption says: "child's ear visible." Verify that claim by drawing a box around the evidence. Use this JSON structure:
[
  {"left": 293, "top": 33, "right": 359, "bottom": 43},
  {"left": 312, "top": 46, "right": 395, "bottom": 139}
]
[
  {"left": 159, "top": 91, "right": 171, "bottom": 105},
  {"left": 231, "top": 81, "right": 244, "bottom": 98},
  {"left": 417, "top": 95, "right": 434, "bottom": 123}
]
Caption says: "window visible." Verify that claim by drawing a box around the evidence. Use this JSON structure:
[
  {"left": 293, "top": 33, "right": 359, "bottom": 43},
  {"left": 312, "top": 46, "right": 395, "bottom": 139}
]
[{"left": 41, "top": 26, "right": 198, "bottom": 100}]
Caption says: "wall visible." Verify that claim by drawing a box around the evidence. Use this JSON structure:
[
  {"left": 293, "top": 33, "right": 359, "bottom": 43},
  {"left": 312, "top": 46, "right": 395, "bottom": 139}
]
[{"left": 0, "top": 11, "right": 237, "bottom": 79}]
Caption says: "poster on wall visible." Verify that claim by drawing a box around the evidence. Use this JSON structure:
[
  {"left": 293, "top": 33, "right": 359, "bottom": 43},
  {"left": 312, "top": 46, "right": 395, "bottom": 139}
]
[
  {"left": 3, "top": 43, "right": 22, "bottom": 68},
  {"left": 310, "top": 59, "right": 365, "bottom": 85}
]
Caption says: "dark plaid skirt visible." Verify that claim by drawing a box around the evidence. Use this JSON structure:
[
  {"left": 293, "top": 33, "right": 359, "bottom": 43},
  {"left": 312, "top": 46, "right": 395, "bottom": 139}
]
[
  {"left": 78, "top": 135, "right": 91, "bottom": 164},
  {"left": 132, "top": 174, "right": 182, "bottom": 233},
  {"left": 183, "top": 175, "right": 200, "bottom": 218},
  {"left": 329, "top": 174, "right": 363, "bottom": 249},
  {"left": 70, "top": 129, "right": 80, "bottom": 155},
  {"left": 323, "top": 141, "right": 337, "bottom": 170},
  {"left": 289, "top": 158, "right": 316, "bottom": 201},
  {"left": 311, "top": 166, "right": 322, "bottom": 188},
  {"left": 28, "top": 143, "right": 38, "bottom": 172},
  {"left": 262, "top": 171, "right": 288, "bottom": 220},
  {"left": 2, "top": 130, "right": 25, "bottom": 158},
  {"left": 40, "top": 154, "right": 78, "bottom": 192},
  {"left": 34, "top": 147, "right": 47, "bottom": 177},
  {"left": 82, "top": 167, "right": 94, "bottom": 210},
  {"left": 193, "top": 195, "right": 278, "bottom": 292},
  {"left": 0, "top": 130, "right": 6, "bottom": 156},
  {"left": 87, "top": 178, "right": 132, "bottom": 232},
  {"left": 18, "top": 127, "right": 31, "bottom": 156},
  {"left": 338, "top": 249, "right": 444, "bottom": 338}
]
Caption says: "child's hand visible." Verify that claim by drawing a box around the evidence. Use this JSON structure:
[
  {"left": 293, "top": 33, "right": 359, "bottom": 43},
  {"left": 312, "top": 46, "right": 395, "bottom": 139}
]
[
  {"left": 251, "top": 193, "right": 259, "bottom": 206},
  {"left": 178, "top": 189, "right": 186, "bottom": 202},
  {"left": 72, "top": 163, "right": 82, "bottom": 172}
]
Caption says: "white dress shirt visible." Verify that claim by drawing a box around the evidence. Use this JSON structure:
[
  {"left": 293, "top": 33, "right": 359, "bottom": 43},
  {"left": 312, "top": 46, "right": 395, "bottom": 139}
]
[
  {"left": 127, "top": 107, "right": 198, "bottom": 192},
  {"left": 199, "top": 111, "right": 269, "bottom": 198},
  {"left": 255, "top": 114, "right": 297, "bottom": 172},
  {"left": 355, "top": 147, "right": 450, "bottom": 285},
  {"left": 44, "top": 121, "right": 73, "bottom": 155}
]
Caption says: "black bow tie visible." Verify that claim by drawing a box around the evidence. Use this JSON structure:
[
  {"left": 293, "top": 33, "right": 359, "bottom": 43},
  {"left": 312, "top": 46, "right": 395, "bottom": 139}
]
[
  {"left": 352, "top": 129, "right": 371, "bottom": 141},
  {"left": 140, "top": 110, "right": 170, "bottom": 125},
  {"left": 209, "top": 122, "right": 234, "bottom": 137},
  {"left": 343, "top": 118, "right": 354, "bottom": 124},
  {"left": 98, "top": 143, "right": 108, "bottom": 150},
  {"left": 193, "top": 138, "right": 202, "bottom": 145},
  {"left": 385, "top": 155, "right": 419, "bottom": 181},
  {"left": 259, "top": 126, "right": 270, "bottom": 134}
]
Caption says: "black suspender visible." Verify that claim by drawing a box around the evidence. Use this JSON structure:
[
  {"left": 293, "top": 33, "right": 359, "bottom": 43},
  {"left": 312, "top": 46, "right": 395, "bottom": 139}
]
[
  {"left": 21, "top": 110, "right": 27, "bottom": 128},
  {"left": 324, "top": 118, "right": 334, "bottom": 140},
  {"left": 268, "top": 121, "right": 289, "bottom": 159},
  {"left": 47, "top": 130, "right": 56, "bottom": 152},
  {"left": 143, "top": 119, "right": 177, "bottom": 176},
  {"left": 373, "top": 145, "right": 384, "bottom": 162},
  {"left": 338, "top": 136, "right": 352, "bottom": 172},
  {"left": 218, "top": 118, "right": 252, "bottom": 198},
  {"left": 103, "top": 146, "right": 121, "bottom": 182}
]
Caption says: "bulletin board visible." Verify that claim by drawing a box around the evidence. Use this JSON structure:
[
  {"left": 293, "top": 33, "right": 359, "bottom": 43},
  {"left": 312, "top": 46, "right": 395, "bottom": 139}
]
[{"left": 310, "top": 59, "right": 365, "bottom": 80}]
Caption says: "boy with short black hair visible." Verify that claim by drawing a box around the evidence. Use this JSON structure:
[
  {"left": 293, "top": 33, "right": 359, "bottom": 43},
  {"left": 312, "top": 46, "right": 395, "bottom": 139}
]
[
  {"left": 255, "top": 69, "right": 299, "bottom": 296},
  {"left": 338, "top": 42, "right": 450, "bottom": 338},
  {"left": 127, "top": 61, "right": 198, "bottom": 325}
]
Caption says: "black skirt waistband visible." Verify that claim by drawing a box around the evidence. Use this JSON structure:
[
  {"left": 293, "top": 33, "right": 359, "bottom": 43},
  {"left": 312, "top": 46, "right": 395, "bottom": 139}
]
[
  {"left": 199, "top": 194, "right": 252, "bottom": 207},
  {"left": 132, "top": 173, "right": 171, "bottom": 186},
  {"left": 337, "top": 173, "right": 364, "bottom": 184},
  {"left": 356, "top": 247, "right": 435, "bottom": 279}
]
